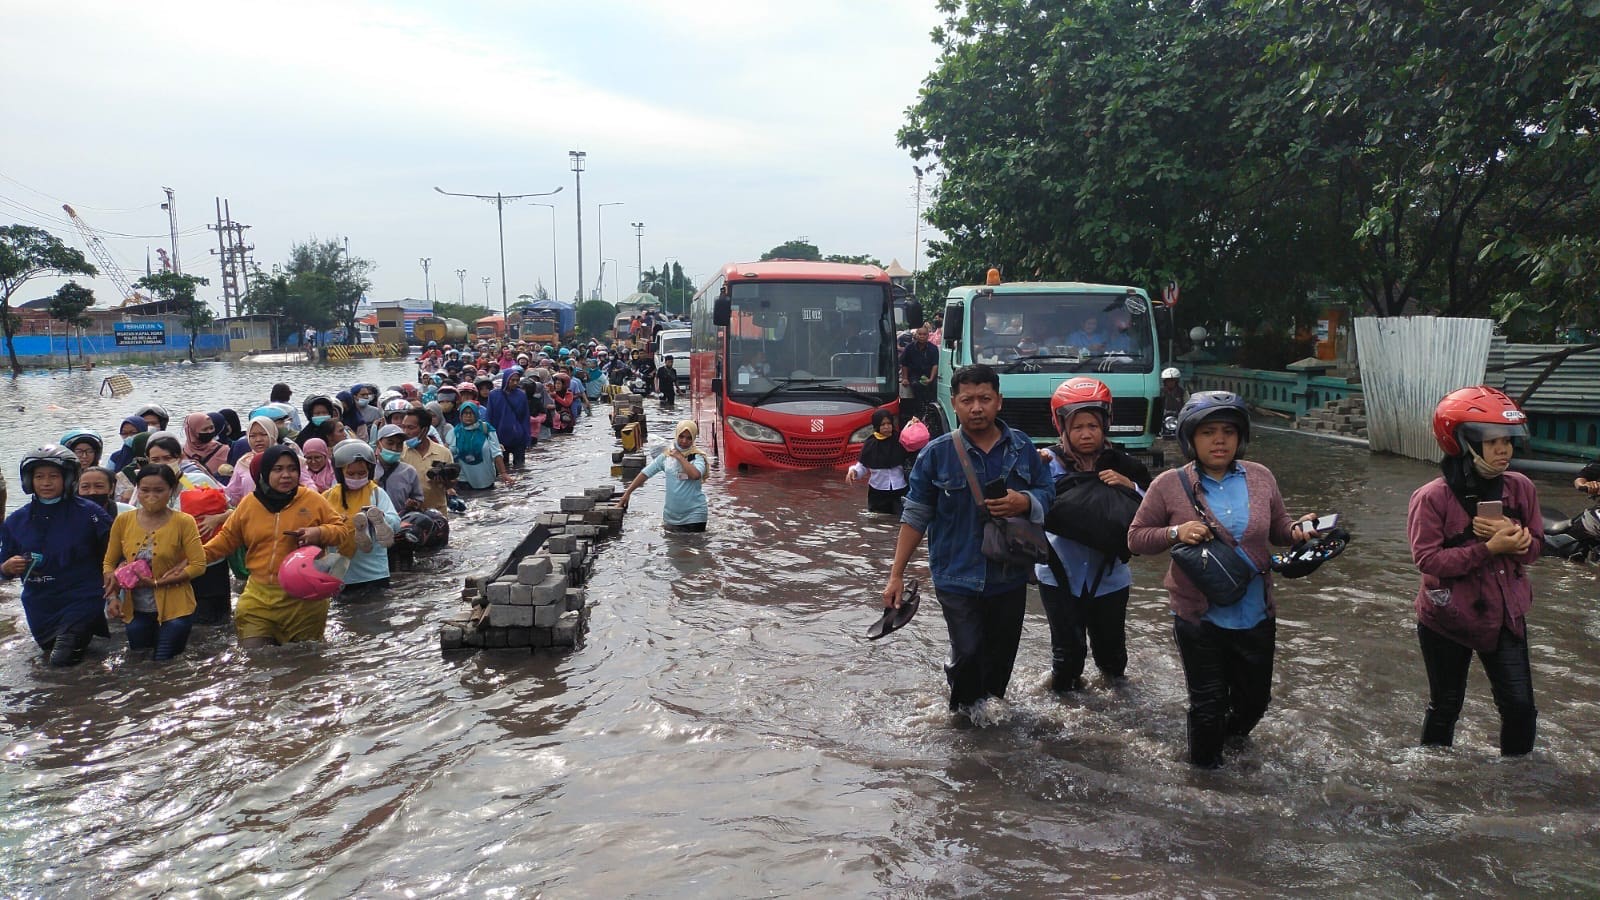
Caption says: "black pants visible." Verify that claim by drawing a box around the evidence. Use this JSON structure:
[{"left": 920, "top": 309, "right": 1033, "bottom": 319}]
[
  {"left": 503, "top": 445, "right": 526, "bottom": 469},
  {"left": 1417, "top": 623, "right": 1536, "bottom": 755},
  {"left": 44, "top": 612, "right": 105, "bottom": 667},
  {"left": 1172, "top": 616, "right": 1276, "bottom": 768},
  {"left": 1038, "top": 583, "right": 1129, "bottom": 689},
  {"left": 936, "top": 585, "right": 1027, "bottom": 711},
  {"left": 190, "top": 561, "right": 233, "bottom": 625},
  {"left": 904, "top": 382, "right": 935, "bottom": 423},
  {"left": 866, "top": 486, "right": 906, "bottom": 515}
]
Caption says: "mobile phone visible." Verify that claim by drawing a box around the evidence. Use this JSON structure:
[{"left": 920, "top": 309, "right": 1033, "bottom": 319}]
[
  {"left": 1311, "top": 514, "right": 1338, "bottom": 531},
  {"left": 1476, "top": 500, "right": 1503, "bottom": 519},
  {"left": 981, "top": 477, "right": 1008, "bottom": 500}
]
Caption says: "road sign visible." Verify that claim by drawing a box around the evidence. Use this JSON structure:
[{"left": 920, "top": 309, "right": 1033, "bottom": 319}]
[
  {"left": 113, "top": 321, "right": 166, "bottom": 346},
  {"left": 1162, "top": 282, "right": 1180, "bottom": 305}
]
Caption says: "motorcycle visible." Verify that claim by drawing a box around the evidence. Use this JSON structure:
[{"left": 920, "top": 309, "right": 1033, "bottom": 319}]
[{"left": 1541, "top": 500, "right": 1600, "bottom": 563}]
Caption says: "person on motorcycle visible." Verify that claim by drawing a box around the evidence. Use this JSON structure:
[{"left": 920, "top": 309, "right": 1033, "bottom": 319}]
[
  {"left": 1160, "top": 367, "right": 1186, "bottom": 418},
  {"left": 1406, "top": 386, "right": 1541, "bottom": 756}
]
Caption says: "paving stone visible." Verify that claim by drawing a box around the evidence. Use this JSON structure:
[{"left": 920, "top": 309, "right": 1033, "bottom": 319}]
[
  {"left": 508, "top": 584, "right": 535, "bottom": 606},
  {"left": 440, "top": 625, "right": 464, "bottom": 649},
  {"left": 518, "top": 557, "right": 552, "bottom": 583},
  {"left": 561, "top": 496, "right": 596, "bottom": 512},
  {"left": 532, "top": 627, "right": 554, "bottom": 648},
  {"left": 507, "top": 627, "right": 533, "bottom": 646},
  {"left": 486, "top": 581, "right": 514, "bottom": 604},
  {"left": 534, "top": 603, "right": 563, "bottom": 628},
  {"left": 565, "top": 588, "right": 586, "bottom": 612},
  {"left": 531, "top": 576, "right": 566, "bottom": 606},
  {"left": 552, "top": 612, "right": 582, "bottom": 646},
  {"left": 488, "top": 604, "right": 534, "bottom": 627},
  {"left": 462, "top": 627, "right": 487, "bottom": 647},
  {"left": 547, "top": 534, "right": 577, "bottom": 554},
  {"left": 585, "top": 485, "right": 616, "bottom": 500},
  {"left": 486, "top": 627, "right": 509, "bottom": 648}
]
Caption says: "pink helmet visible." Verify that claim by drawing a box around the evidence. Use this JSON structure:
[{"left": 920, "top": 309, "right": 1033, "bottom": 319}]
[{"left": 278, "top": 545, "right": 344, "bottom": 601}]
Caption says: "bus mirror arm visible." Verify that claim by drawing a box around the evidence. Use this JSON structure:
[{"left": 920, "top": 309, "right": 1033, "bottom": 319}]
[{"left": 711, "top": 377, "right": 723, "bottom": 395}]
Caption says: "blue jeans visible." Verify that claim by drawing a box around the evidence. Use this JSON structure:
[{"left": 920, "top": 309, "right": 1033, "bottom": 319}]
[
  {"left": 935, "top": 585, "right": 1027, "bottom": 710},
  {"left": 126, "top": 611, "right": 193, "bottom": 661}
]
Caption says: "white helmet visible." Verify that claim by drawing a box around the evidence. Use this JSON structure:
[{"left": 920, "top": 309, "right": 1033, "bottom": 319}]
[
  {"left": 331, "top": 439, "right": 377, "bottom": 470},
  {"left": 1161, "top": 367, "right": 1182, "bottom": 380}
]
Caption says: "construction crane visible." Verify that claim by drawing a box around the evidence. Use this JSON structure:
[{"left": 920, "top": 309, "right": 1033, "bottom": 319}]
[{"left": 61, "top": 203, "right": 142, "bottom": 304}]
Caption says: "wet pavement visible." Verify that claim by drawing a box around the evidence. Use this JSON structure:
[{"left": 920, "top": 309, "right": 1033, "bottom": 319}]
[{"left": 1, "top": 360, "right": 1598, "bottom": 895}]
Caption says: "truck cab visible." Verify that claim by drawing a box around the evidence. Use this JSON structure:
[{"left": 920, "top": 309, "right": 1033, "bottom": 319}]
[{"left": 932, "top": 279, "right": 1167, "bottom": 462}]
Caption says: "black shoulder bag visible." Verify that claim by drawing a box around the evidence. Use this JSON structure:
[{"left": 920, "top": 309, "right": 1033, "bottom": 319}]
[
  {"left": 1168, "top": 465, "right": 1262, "bottom": 607},
  {"left": 952, "top": 430, "right": 1050, "bottom": 566}
]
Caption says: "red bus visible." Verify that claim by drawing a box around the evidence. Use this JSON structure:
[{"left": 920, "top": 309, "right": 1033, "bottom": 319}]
[{"left": 688, "top": 260, "right": 900, "bottom": 470}]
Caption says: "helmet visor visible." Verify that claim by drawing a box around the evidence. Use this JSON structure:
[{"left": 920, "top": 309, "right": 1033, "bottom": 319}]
[{"left": 1458, "top": 422, "right": 1529, "bottom": 445}]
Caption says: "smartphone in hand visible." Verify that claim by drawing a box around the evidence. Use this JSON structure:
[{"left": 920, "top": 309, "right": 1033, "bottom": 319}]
[
  {"left": 981, "top": 477, "right": 1008, "bottom": 500},
  {"left": 1476, "top": 500, "right": 1503, "bottom": 519}
]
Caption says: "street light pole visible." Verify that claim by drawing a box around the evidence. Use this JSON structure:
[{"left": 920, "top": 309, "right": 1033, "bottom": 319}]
[
  {"left": 631, "top": 222, "right": 645, "bottom": 292},
  {"left": 569, "top": 150, "right": 586, "bottom": 304},
  {"left": 912, "top": 165, "right": 924, "bottom": 301},
  {"left": 482, "top": 276, "right": 491, "bottom": 307},
  {"left": 433, "top": 184, "right": 564, "bottom": 319},
  {"left": 531, "top": 201, "right": 559, "bottom": 302},
  {"left": 419, "top": 257, "right": 431, "bottom": 304},
  {"left": 455, "top": 268, "right": 466, "bottom": 303},
  {"left": 596, "top": 201, "right": 623, "bottom": 302}
]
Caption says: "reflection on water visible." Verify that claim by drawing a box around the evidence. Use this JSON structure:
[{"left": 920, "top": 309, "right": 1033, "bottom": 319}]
[{"left": 1, "top": 361, "right": 1599, "bottom": 894}]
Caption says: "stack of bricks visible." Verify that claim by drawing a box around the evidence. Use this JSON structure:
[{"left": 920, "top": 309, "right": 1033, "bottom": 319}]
[
  {"left": 439, "top": 485, "right": 628, "bottom": 652},
  {"left": 610, "top": 392, "right": 650, "bottom": 481}
]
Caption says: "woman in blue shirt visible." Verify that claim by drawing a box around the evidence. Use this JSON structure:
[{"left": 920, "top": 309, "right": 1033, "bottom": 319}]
[{"left": 618, "top": 420, "right": 709, "bottom": 532}]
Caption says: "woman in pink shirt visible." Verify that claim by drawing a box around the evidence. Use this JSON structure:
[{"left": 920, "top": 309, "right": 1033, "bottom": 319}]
[{"left": 1407, "top": 386, "right": 1542, "bottom": 756}]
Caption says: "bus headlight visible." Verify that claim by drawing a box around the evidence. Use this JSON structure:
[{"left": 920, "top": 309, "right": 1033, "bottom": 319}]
[
  {"left": 727, "top": 416, "right": 785, "bottom": 444},
  {"left": 848, "top": 423, "right": 876, "bottom": 443}
]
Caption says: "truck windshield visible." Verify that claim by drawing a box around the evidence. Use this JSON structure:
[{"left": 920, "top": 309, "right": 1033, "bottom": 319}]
[
  {"left": 970, "top": 292, "right": 1155, "bottom": 373},
  {"left": 726, "top": 282, "right": 894, "bottom": 398}
]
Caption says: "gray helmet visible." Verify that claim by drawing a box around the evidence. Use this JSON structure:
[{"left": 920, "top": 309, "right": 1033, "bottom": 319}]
[
  {"left": 136, "top": 403, "right": 171, "bottom": 429},
  {"left": 21, "top": 444, "right": 81, "bottom": 495},
  {"left": 331, "top": 439, "right": 377, "bottom": 470}
]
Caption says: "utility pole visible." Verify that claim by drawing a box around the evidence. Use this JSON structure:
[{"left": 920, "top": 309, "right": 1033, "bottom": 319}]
[
  {"left": 456, "top": 268, "right": 467, "bottom": 303},
  {"left": 912, "top": 166, "right": 924, "bottom": 301},
  {"left": 161, "top": 187, "right": 181, "bottom": 274},
  {"left": 207, "top": 197, "right": 252, "bottom": 319},
  {"left": 420, "top": 257, "right": 431, "bottom": 305},
  {"left": 482, "top": 276, "right": 491, "bottom": 306},
  {"left": 569, "top": 150, "right": 586, "bottom": 303},
  {"left": 597, "top": 202, "right": 623, "bottom": 302},
  {"left": 632, "top": 222, "right": 645, "bottom": 292},
  {"left": 434, "top": 184, "right": 563, "bottom": 318}
]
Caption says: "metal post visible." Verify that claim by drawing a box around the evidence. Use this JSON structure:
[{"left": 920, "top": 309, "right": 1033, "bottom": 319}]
[
  {"left": 456, "top": 268, "right": 467, "bottom": 303},
  {"left": 569, "top": 150, "right": 586, "bottom": 303},
  {"left": 912, "top": 166, "right": 924, "bottom": 301},
  {"left": 631, "top": 222, "right": 645, "bottom": 292},
  {"left": 419, "top": 257, "right": 431, "bottom": 304},
  {"left": 483, "top": 276, "right": 491, "bottom": 305},
  {"left": 434, "top": 183, "right": 563, "bottom": 313},
  {"left": 161, "top": 187, "right": 181, "bottom": 274}
]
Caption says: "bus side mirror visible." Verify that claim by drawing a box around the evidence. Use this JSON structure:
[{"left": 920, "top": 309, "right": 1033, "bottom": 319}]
[
  {"left": 1154, "top": 303, "right": 1173, "bottom": 343},
  {"left": 711, "top": 377, "right": 723, "bottom": 395},
  {"left": 904, "top": 302, "right": 924, "bottom": 328},
  {"left": 942, "top": 302, "right": 963, "bottom": 342},
  {"left": 713, "top": 297, "right": 731, "bottom": 327}
]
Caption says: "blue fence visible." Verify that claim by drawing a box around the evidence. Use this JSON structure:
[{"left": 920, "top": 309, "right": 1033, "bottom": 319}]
[{"left": 5, "top": 333, "right": 228, "bottom": 358}]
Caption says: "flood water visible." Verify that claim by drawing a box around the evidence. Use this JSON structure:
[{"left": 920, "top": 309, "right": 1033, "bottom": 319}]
[{"left": 2, "top": 360, "right": 1599, "bottom": 896}]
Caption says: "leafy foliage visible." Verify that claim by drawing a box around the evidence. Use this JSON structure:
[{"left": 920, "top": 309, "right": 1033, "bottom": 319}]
[
  {"left": 134, "top": 271, "right": 211, "bottom": 361},
  {"left": 577, "top": 299, "right": 615, "bottom": 339},
  {"left": 242, "top": 239, "right": 375, "bottom": 343},
  {"left": 46, "top": 281, "right": 95, "bottom": 329},
  {"left": 0, "top": 224, "right": 95, "bottom": 372}
]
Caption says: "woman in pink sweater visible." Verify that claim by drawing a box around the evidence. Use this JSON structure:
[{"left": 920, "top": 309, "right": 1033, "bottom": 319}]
[
  {"left": 1407, "top": 387, "right": 1541, "bottom": 756},
  {"left": 1128, "top": 391, "right": 1315, "bottom": 768}
]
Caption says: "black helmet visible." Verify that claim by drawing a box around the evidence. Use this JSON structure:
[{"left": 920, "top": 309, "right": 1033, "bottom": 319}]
[
  {"left": 1271, "top": 527, "right": 1351, "bottom": 579},
  {"left": 1175, "top": 390, "right": 1250, "bottom": 461},
  {"left": 21, "top": 444, "right": 81, "bottom": 495}
]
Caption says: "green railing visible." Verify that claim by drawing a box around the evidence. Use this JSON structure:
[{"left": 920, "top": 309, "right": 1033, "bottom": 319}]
[{"left": 1187, "top": 365, "right": 1360, "bottom": 417}]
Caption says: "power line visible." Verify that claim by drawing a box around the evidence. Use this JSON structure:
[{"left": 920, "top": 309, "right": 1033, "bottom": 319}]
[
  {"left": 0, "top": 172, "right": 162, "bottom": 214},
  {"left": 0, "top": 193, "right": 208, "bottom": 239}
]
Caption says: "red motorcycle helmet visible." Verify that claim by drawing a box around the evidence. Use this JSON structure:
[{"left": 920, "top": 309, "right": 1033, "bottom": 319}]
[
  {"left": 1050, "top": 378, "right": 1113, "bottom": 434},
  {"left": 1432, "top": 386, "right": 1528, "bottom": 457}
]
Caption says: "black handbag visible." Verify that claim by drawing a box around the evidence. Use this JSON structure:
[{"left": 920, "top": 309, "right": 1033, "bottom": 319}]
[
  {"left": 1044, "top": 466, "right": 1143, "bottom": 561},
  {"left": 952, "top": 431, "right": 1050, "bottom": 566},
  {"left": 1168, "top": 465, "right": 1261, "bottom": 607}
]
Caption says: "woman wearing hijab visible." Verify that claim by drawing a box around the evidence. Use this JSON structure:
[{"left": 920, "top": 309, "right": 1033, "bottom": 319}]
[
  {"left": 336, "top": 389, "right": 366, "bottom": 442},
  {"left": 108, "top": 416, "right": 149, "bottom": 473},
  {"left": 114, "top": 432, "right": 153, "bottom": 503},
  {"left": 202, "top": 445, "right": 352, "bottom": 647},
  {"left": 300, "top": 438, "right": 337, "bottom": 492},
  {"left": 445, "top": 401, "right": 513, "bottom": 489},
  {"left": 143, "top": 434, "right": 234, "bottom": 625},
  {"left": 225, "top": 416, "right": 318, "bottom": 506},
  {"left": 79, "top": 466, "right": 135, "bottom": 516},
  {"left": 323, "top": 440, "right": 399, "bottom": 591},
  {"left": 618, "top": 420, "right": 709, "bottom": 532},
  {"left": 182, "top": 412, "right": 229, "bottom": 479},
  {"left": 845, "top": 408, "right": 909, "bottom": 514}
]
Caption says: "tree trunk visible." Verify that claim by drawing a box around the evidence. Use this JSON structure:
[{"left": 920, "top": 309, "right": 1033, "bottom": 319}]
[
  {"left": 2, "top": 302, "right": 20, "bottom": 376},
  {"left": 188, "top": 327, "right": 197, "bottom": 363}
]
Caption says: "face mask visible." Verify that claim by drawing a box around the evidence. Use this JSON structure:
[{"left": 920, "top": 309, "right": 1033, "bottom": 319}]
[
  {"left": 37, "top": 494, "right": 63, "bottom": 505},
  {"left": 379, "top": 449, "right": 401, "bottom": 464},
  {"left": 405, "top": 437, "right": 422, "bottom": 449},
  {"left": 344, "top": 474, "right": 370, "bottom": 490},
  {"left": 82, "top": 493, "right": 113, "bottom": 511},
  {"left": 311, "top": 415, "right": 331, "bottom": 426},
  {"left": 195, "top": 432, "right": 214, "bottom": 444},
  {"left": 356, "top": 398, "right": 370, "bottom": 408},
  {"left": 123, "top": 436, "right": 137, "bottom": 448}
]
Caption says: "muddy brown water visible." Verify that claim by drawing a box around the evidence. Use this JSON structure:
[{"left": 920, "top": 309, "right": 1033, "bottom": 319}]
[{"left": 1, "top": 361, "right": 1598, "bottom": 895}]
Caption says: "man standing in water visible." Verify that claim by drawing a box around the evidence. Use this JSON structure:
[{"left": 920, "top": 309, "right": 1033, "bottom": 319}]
[{"left": 881, "top": 364, "right": 1054, "bottom": 714}]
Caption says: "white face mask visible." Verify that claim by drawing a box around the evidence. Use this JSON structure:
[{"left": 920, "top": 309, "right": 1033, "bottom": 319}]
[{"left": 344, "top": 474, "right": 370, "bottom": 489}]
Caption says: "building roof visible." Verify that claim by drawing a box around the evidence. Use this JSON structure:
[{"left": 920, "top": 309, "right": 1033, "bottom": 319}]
[{"left": 884, "top": 258, "right": 912, "bottom": 278}]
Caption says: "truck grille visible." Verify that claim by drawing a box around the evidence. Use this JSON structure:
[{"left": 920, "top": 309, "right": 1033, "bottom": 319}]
[{"left": 1000, "top": 397, "right": 1150, "bottom": 440}]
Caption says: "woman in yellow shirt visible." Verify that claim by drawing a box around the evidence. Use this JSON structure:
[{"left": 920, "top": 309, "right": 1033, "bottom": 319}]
[
  {"left": 102, "top": 465, "right": 207, "bottom": 660},
  {"left": 202, "top": 445, "right": 352, "bottom": 648}
]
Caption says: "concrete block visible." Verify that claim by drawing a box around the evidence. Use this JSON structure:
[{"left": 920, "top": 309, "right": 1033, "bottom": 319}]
[
  {"left": 547, "top": 534, "right": 577, "bottom": 554},
  {"left": 486, "top": 581, "right": 514, "bottom": 604},
  {"left": 569, "top": 524, "right": 602, "bottom": 538},
  {"left": 566, "top": 514, "right": 587, "bottom": 526},
  {"left": 561, "top": 496, "right": 596, "bottom": 512},
  {"left": 465, "top": 575, "right": 489, "bottom": 595},
  {"left": 531, "top": 577, "right": 566, "bottom": 606},
  {"left": 585, "top": 485, "right": 616, "bottom": 500},
  {"left": 552, "top": 611, "right": 582, "bottom": 646},
  {"left": 488, "top": 604, "right": 534, "bottom": 628},
  {"left": 486, "top": 627, "right": 509, "bottom": 649},
  {"left": 507, "top": 627, "right": 533, "bottom": 646},
  {"left": 518, "top": 557, "right": 552, "bottom": 583},
  {"left": 611, "top": 450, "right": 625, "bottom": 464},
  {"left": 539, "top": 553, "right": 569, "bottom": 574},
  {"left": 532, "top": 627, "right": 554, "bottom": 648},
  {"left": 508, "top": 584, "right": 535, "bottom": 606},
  {"left": 583, "top": 510, "right": 607, "bottom": 525},
  {"left": 534, "top": 603, "right": 563, "bottom": 628},
  {"left": 565, "top": 588, "right": 586, "bottom": 611},
  {"left": 440, "top": 625, "right": 464, "bottom": 649},
  {"left": 463, "top": 626, "right": 486, "bottom": 647}
]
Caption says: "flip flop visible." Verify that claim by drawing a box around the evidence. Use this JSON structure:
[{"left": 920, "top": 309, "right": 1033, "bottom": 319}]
[{"left": 867, "top": 578, "right": 920, "bottom": 640}]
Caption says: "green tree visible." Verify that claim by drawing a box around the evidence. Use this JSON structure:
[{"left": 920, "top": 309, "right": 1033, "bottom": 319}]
[
  {"left": 46, "top": 281, "right": 94, "bottom": 369},
  {"left": 433, "top": 301, "right": 491, "bottom": 324},
  {"left": 577, "top": 299, "right": 616, "bottom": 339},
  {"left": 0, "top": 224, "right": 96, "bottom": 374},
  {"left": 824, "top": 253, "right": 885, "bottom": 267},
  {"left": 134, "top": 271, "right": 212, "bottom": 362},
  {"left": 760, "top": 239, "right": 822, "bottom": 261}
]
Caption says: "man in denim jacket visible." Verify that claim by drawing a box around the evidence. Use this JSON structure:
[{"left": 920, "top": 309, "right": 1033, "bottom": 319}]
[{"left": 881, "top": 365, "right": 1055, "bottom": 712}]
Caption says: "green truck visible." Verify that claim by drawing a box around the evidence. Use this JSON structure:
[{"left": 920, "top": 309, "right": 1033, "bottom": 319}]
[{"left": 926, "top": 277, "right": 1169, "bottom": 464}]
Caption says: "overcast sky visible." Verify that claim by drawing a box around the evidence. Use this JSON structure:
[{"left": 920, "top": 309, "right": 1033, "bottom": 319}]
[{"left": 2, "top": 0, "right": 944, "bottom": 314}]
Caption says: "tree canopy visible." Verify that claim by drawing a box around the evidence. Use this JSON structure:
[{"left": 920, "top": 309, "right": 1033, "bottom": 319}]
[
  {"left": 242, "top": 238, "right": 374, "bottom": 343},
  {"left": 900, "top": 0, "right": 1600, "bottom": 337},
  {"left": 758, "top": 240, "right": 884, "bottom": 269},
  {"left": 0, "top": 224, "right": 96, "bottom": 373},
  {"left": 134, "top": 271, "right": 211, "bottom": 361},
  {"left": 577, "top": 299, "right": 615, "bottom": 338}
]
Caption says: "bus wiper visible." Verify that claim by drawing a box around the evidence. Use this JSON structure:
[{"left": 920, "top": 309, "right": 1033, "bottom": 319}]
[
  {"left": 786, "top": 380, "right": 882, "bottom": 404},
  {"left": 750, "top": 377, "right": 800, "bottom": 407},
  {"left": 998, "top": 354, "right": 1080, "bottom": 372}
]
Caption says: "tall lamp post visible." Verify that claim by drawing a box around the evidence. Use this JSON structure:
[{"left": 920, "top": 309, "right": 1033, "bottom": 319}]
[
  {"left": 419, "top": 257, "right": 431, "bottom": 304},
  {"left": 631, "top": 222, "right": 645, "bottom": 292},
  {"left": 482, "top": 276, "right": 492, "bottom": 307},
  {"left": 433, "top": 183, "right": 564, "bottom": 318},
  {"left": 455, "top": 268, "right": 467, "bottom": 303},
  {"left": 596, "top": 201, "right": 623, "bottom": 302},
  {"left": 531, "top": 201, "right": 559, "bottom": 302},
  {"left": 569, "top": 150, "right": 587, "bottom": 303},
  {"left": 912, "top": 165, "right": 925, "bottom": 301}
]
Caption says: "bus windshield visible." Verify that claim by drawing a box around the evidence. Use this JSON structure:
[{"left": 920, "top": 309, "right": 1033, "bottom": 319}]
[
  {"left": 725, "top": 282, "right": 894, "bottom": 398},
  {"left": 970, "top": 292, "right": 1156, "bottom": 373}
]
